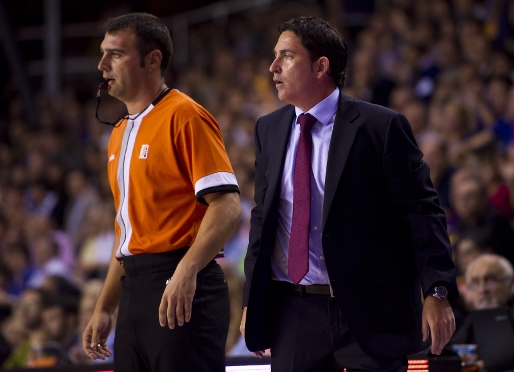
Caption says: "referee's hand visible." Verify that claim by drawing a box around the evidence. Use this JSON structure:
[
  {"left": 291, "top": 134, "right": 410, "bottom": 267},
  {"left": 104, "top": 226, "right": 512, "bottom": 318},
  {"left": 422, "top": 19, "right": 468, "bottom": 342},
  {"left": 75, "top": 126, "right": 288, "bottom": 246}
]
[
  {"left": 158, "top": 263, "right": 197, "bottom": 328},
  {"left": 82, "top": 311, "right": 113, "bottom": 360}
]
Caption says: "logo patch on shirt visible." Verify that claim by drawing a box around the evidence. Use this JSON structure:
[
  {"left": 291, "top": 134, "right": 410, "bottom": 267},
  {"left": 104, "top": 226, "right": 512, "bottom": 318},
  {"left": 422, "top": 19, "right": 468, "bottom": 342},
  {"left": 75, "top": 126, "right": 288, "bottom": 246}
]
[
  {"left": 139, "top": 144, "right": 149, "bottom": 159},
  {"left": 109, "top": 154, "right": 115, "bottom": 162}
]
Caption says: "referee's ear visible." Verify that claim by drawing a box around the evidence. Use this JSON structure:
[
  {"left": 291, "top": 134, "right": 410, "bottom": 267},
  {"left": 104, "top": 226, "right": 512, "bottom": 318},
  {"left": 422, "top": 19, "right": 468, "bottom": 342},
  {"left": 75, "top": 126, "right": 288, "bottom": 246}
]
[{"left": 146, "top": 49, "right": 162, "bottom": 73}]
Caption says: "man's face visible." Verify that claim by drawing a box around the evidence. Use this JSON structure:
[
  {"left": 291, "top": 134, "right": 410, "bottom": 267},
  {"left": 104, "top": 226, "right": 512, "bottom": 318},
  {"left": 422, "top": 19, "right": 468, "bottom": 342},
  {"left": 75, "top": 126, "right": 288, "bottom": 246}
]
[
  {"left": 456, "top": 238, "right": 481, "bottom": 274},
  {"left": 269, "top": 31, "right": 318, "bottom": 110},
  {"left": 451, "top": 179, "right": 485, "bottom": 221},
  {"left": 79, "top": 296, "right": 96, "bottom": 331},
  {"left": 98, "top": 29, "right": 146, "bottom": 104},
  {"left": 420, "top": 140, "right": 445, "bottom": 176},
  {"left": 42, "top": 306, "right": 65, "bottom": 342},
  {"left": 467, "top": 260, "right": 513, "bottom": 310},
  {"left": 19, "top": 290, "right": 42, "bottom": 330}
]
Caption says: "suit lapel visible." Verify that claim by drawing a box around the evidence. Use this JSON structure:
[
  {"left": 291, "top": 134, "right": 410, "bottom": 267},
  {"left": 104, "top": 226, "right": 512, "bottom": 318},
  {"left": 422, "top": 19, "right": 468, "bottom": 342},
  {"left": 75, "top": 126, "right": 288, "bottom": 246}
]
[
  {"left": 266, "top": 106, "right": 295, "bottom": 214},
  {"left": 322, "top": 94, "right": 360, "bottom": 229}
]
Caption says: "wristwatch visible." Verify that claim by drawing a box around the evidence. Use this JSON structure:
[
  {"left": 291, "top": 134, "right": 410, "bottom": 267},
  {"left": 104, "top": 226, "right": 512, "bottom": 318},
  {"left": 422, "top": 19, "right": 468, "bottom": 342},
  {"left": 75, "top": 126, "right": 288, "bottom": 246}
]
[{"left": 426, "top": 286, "right": 448, "bottom": 301}]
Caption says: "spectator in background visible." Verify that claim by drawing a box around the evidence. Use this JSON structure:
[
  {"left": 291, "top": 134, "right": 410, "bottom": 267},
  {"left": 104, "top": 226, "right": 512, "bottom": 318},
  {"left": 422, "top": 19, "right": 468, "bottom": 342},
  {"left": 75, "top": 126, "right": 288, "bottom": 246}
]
[
  {"left": 440, "top": 100, "right": 476, "bottom": 165},
  {"left": 6, "top": 293, "right": 76, "bottom": 368},
  {"left": 450, "top": 168, "right": 514, "bottom": 264},
  {"left": 39, "top": 295, "right": 78, "bottom": 366},
  {"left": 475, "top": 144, "right": 514, "bottom": 219},
  {"left": 26, "top": 237, "right": 70, "bottom": 288},
  {"left": 24, "top": 214, "right": 74, "bottom": 271},
  {"left": 2, "top": 288, "right": 49, "bottom": 369},
  {"left": 499, "top": 142, "right": 514, "bottom": 224},
  {"left": 401, "top": 99, "right": 427, "bottom": 139},
  {"left": 0, "top": 214, "right": 8, "bottom": 251},
  {"left": 484, "top": 76, "right": 513, "bottom": 147},
  {"left": 3, "top": 243, "right": 34, "bottom": 297},
  {"left": 24, "top": 179, "right": 58, "bottom": 218},
  {"left": 0, "top": 260, "right": 13, "bottom": 324},
  {"left": 63, "top": 168, "right": 100, "bottom": 250},
  {"left": 502, "top": 86, "right": 514, "bottom": 141},
  {"left": 44, "top": 158, "right": 69, "bottom": 230},
  {"left": 454, "top": 231, "right": 489, "bottom": 278},
  {"left": 0, "top": 312, "right": 27, "bottom": 366},
  {"left": 419, "top": 131, "right": 454, "bottom": 211},
  {"left": 450, "top": 254, "right": 514, "bottom": 345},
  {"left": 77, "top": 202, "right": 115, "bottom": 281},
  {"left": 0, "top": 185, "right": 27, "bottom": 248},
  {"left": 387, "top": 86, "right": 415, "bottom": 114},
  {"left": 39, "top": 275, "right": 79, "bottom": 297}
]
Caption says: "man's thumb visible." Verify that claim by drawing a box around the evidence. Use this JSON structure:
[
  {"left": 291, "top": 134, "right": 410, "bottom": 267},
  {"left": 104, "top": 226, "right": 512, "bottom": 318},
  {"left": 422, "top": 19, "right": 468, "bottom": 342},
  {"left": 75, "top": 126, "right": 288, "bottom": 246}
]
[{"left": 422, "top": 318, "right": 429, "bottom": 342}]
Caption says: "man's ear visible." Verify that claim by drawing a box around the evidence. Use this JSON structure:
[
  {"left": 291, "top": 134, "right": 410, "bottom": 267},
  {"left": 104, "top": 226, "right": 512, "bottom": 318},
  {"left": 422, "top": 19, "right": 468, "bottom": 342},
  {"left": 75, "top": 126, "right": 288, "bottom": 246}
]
[
  {"left": 315, "top": 56, "right": 330, "bottom": 78},
  {"left": 146, "top": 50, "right": 163, "bottom": 73}
]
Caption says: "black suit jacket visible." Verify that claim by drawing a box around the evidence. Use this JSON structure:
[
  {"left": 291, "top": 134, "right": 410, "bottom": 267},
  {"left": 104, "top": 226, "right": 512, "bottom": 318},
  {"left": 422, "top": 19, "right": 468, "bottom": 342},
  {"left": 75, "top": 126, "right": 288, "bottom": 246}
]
[{"left": 242, "top": 93, "right": 458, "bottom": 360}]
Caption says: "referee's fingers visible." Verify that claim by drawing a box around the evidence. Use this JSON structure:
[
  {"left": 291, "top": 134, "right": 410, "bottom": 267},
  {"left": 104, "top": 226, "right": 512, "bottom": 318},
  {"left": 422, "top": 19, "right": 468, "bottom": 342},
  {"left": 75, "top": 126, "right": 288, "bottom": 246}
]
[
  {"left": 175, "top": 299, "right": 184, "bottom": 327},
  {"left": 90, "top": 327, "right": 99, "bottom": 350},
  {"left": 158, "top": 295, "right": 169, "bottom": 327},
  {"left": 184, "top": 299, "right": 192, "bottom": 323},
  {"left": 167, "top": 297, "right": 177, "bottom": 329}
]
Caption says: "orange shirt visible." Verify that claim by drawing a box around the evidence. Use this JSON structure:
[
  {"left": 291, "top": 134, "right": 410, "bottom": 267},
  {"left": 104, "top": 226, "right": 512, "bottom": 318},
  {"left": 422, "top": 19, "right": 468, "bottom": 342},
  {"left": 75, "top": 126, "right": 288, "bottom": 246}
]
[{"left": 107, "top": 89, "right": 238, "bottom": 258}]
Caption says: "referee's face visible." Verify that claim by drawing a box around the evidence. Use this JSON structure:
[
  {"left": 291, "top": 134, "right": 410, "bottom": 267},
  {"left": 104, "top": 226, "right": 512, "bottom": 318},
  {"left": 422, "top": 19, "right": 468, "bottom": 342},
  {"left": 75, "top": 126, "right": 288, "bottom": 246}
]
[{"left": 98, "top": 30, "right": 146, "bottom": 104}]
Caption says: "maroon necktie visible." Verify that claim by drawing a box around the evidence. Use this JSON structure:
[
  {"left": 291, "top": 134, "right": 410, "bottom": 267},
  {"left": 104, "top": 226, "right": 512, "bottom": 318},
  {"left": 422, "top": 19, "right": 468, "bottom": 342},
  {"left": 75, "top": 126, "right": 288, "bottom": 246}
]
[{"left": 288, "top": 113, "right": 317, "bottom": 285}]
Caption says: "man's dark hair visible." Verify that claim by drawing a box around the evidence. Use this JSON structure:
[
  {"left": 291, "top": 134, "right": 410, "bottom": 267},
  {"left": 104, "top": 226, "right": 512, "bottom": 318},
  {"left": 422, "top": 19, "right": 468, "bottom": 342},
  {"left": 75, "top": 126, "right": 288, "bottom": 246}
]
[
  {"left": 105, "top": 12, "right": 173, "bottom": 76},
  {"left": 42, "top": 293, "right": 79, "bottom": 316},
  {"left": 278, "top": 17, "right": 348, "bottom": 88}
]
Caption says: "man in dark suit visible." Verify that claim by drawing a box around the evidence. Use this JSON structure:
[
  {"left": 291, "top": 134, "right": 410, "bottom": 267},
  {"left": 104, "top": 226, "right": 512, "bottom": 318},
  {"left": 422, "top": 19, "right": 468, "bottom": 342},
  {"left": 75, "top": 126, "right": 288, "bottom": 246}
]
[{"left": 240, "top": 17, "right": 458, "bottom": 372}]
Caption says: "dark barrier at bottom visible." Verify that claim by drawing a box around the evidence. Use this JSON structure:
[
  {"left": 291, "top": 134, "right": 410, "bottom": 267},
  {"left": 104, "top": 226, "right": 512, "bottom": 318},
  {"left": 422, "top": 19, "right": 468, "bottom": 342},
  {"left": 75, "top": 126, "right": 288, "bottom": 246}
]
[{"left": 0, "top": 353, "right": 462, "bottom": 372}]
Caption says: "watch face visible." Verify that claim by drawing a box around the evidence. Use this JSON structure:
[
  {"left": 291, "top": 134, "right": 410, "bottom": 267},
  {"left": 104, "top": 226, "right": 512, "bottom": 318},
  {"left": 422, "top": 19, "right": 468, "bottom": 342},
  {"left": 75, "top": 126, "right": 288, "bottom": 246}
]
[{"left": 435, "top": 286, "right": 448, "bottom": 299}]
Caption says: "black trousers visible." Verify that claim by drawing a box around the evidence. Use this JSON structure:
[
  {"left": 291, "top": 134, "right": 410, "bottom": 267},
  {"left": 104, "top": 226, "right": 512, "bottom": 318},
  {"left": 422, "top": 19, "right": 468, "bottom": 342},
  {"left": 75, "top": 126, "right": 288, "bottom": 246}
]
[
  {"left": 114, "top": 249, "right": 230, "bottom": 372},
  {"left": 269, "top": 281, "right": 408, "bottom": 372}
]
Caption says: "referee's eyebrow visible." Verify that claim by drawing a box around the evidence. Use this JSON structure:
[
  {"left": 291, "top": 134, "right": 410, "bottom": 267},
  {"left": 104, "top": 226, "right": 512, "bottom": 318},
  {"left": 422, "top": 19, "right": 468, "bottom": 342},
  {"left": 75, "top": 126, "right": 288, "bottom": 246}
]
[{"left": 100, "top": 48, "right": 124, "bottom": 54}]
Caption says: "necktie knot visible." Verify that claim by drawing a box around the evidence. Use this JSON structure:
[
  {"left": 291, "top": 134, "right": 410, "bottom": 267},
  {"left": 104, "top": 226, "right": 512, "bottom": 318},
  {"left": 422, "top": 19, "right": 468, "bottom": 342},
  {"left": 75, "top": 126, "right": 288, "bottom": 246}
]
[{"left": 298, "top": 113, "right": 317, "bottom": 132}]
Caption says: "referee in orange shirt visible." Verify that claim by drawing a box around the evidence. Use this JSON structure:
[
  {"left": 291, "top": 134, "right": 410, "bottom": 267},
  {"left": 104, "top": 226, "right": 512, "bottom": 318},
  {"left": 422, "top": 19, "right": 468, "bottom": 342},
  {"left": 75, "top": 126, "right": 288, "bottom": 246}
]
[{"left": 82, "top": 13, "right": 241, "bottom": 372}]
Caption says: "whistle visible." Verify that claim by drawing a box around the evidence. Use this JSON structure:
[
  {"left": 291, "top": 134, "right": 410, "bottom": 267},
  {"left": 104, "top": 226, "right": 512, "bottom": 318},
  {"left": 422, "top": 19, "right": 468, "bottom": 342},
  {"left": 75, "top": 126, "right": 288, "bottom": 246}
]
[{"left": 96, "top": 80, "right": 109, "bottom": 97}]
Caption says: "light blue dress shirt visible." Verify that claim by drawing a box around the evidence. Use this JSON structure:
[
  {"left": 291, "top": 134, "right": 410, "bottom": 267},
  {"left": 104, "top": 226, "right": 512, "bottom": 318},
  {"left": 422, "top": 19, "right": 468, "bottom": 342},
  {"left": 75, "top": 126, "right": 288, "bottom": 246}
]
[{"left": 271, "top": 88, "right": 339, "bottom": 285}]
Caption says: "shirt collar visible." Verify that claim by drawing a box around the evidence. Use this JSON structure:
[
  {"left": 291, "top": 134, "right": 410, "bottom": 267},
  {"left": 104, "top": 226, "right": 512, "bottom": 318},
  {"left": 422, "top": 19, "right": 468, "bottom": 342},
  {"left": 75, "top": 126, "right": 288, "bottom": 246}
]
[{"left": 294, "top": 88, "right": 339, "bottom": 126}]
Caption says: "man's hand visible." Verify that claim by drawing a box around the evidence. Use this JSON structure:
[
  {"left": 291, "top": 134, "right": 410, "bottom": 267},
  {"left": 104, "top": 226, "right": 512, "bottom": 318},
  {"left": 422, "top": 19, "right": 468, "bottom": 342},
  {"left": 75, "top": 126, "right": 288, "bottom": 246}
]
[
  {"left": 157, "top": 191, "right": 240, "bottom": 329},
  {"left": 422, "top": 296, "right": 455, "bottom": 355},
  {"left": 240, "top": 307, "right": 266, "bottom": 358},
  {"left": 158, "top": 263, "right": 197, "bottom": 328},
  {"left": 82, "top": 311, "right": 113, "bottom": 360}
]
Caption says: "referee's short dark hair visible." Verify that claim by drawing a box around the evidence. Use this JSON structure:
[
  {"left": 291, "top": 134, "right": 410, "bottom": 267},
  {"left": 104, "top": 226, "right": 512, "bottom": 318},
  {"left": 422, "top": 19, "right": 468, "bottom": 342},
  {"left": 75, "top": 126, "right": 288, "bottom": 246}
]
[{"left": 105, "top": 12, "right": 173, "bottom": 76}]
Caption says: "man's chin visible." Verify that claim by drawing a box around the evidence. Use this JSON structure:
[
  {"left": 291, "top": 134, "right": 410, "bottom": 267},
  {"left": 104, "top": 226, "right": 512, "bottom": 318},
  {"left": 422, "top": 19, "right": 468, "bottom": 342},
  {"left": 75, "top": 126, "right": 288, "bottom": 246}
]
[
  {"left": 276, "top": 92, "right": 294, "bottom": 106},
  {"left": 475, "top": 298, "right": 499, "bottom": 310},
  {"left": 107, "top": 87, "right": 121, "bottom": 99}
]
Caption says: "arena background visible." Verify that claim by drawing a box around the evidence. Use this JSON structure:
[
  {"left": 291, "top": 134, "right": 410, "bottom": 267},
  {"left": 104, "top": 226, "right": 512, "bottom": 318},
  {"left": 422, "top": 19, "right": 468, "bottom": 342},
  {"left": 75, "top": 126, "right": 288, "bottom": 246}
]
[{"left": 0, "top": 0, "right": 513, "bottom": 370}]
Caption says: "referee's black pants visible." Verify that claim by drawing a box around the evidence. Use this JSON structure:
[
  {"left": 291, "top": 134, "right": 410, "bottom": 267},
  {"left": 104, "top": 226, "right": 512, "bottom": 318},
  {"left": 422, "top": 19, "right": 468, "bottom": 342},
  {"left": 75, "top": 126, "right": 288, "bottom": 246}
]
[{"left": 114, "top": 248, "right": 230, "bottom": 372}]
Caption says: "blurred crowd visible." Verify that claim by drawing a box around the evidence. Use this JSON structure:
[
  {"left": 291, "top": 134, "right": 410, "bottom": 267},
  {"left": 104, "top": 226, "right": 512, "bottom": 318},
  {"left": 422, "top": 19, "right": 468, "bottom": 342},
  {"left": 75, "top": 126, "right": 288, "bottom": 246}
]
[{"left": 0, "top": 0, "right": 513, "bottom": 368}]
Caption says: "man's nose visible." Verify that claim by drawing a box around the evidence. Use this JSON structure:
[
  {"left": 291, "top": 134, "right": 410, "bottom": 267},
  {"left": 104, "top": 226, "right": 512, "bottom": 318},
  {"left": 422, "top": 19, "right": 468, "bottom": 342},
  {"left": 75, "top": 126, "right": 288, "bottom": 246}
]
[
  {"left": 477, "top": 281, "right": 490, "bottom": 292},
  {"left": 98, "top": 56, "right": 109, "bottom": 71},
  {"left": 269, "top": 58, "right": 279, "bottom": 73}
]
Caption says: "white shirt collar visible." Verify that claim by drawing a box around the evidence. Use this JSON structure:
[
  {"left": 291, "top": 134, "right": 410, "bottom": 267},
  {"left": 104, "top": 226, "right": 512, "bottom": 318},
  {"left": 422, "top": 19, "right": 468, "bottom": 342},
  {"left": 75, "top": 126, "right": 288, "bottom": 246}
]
[{"left": 294, "top": 88, "right": 339, "bottom": 126}]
